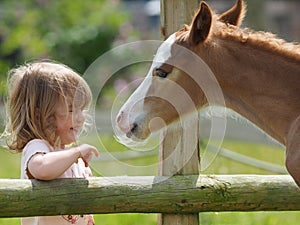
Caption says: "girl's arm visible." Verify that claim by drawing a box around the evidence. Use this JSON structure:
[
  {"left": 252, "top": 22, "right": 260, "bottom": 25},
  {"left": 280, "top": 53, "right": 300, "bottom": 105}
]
[{"left": 27, "top": 144, "right": 99, "bottom": 180}]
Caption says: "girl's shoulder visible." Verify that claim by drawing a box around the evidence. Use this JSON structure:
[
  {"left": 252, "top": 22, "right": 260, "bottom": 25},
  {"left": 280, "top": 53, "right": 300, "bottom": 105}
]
[
  {"left": 21, "top": 139, "right": 54, "bottom": 179},
  {"left": 23, "top": 139, "right": 53, "bottom": 153}
]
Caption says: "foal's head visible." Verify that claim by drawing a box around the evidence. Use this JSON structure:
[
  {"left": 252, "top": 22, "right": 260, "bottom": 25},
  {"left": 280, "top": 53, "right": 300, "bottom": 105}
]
[{"left": 116, "top": 0, "right": 245, "bottom": 141}]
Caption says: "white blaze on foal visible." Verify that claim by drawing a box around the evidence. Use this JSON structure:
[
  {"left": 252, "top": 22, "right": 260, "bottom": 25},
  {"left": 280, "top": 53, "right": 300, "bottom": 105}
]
[{"left": 116, "top": 34, "right": 176, "bottom": 140}]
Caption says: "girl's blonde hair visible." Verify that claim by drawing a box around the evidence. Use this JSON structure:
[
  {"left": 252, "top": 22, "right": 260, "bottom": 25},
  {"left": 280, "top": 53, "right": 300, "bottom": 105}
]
[{"left": 4, "top": 60, "right": 92, "bottom": 152}]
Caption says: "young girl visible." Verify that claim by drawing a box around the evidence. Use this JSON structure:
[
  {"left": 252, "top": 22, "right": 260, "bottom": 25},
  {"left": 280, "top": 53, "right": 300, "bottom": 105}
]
[{"left": 4, "top": 61, "right": 99, "bottom": 225}]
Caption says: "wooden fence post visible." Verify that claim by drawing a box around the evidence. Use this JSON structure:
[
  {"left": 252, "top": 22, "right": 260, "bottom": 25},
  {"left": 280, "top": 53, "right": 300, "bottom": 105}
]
[
  {"left": 159, "top": 1, "right": 200, "bottom": 225},
  {"left": 160, "top": 0, "right": 199, "bottom": 38},
  {"left": 158, "top": 116, "right": 200, "bottom": 225}
]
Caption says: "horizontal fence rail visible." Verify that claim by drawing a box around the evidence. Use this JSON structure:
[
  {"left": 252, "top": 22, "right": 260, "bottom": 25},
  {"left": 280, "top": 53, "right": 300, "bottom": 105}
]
[{"left": 1, "top": 175, "right": 300, "bottom": 218}]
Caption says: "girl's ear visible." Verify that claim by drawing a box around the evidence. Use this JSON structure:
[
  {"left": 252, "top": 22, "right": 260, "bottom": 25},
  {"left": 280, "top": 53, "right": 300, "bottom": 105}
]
[
  {"left": 189, "top": 1, "right": 212, "bottom": 46},
  {"left": 218, "top": 0, "right": 246, "bottom": 27}
]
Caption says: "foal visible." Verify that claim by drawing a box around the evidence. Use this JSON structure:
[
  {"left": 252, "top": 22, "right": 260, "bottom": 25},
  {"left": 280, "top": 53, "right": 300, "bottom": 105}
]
[{"left": 116, "top": 0, "right": 300, "bottom": 186}]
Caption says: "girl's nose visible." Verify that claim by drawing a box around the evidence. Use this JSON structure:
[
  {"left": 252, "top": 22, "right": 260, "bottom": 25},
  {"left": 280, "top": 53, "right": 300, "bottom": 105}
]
[{"left": 74, "top": 110, "right": 85, "bottom": 123}]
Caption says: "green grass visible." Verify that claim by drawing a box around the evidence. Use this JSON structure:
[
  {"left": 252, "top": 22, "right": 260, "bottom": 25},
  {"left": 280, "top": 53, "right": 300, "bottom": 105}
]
[
  {"left": 199, "top": 211, "right": 300, "bottom": 225},
  {"left": 1, "top": 136, "right": 300, "bottom": 225},
  {"left": 201, "top": 140, "right": 286, "bottom": 175}
]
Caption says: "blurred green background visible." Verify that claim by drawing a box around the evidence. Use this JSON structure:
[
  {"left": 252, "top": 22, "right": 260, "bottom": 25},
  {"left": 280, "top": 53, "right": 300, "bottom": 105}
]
[{"left": 1, "top": 0, "right": 300, "bottom": 224}]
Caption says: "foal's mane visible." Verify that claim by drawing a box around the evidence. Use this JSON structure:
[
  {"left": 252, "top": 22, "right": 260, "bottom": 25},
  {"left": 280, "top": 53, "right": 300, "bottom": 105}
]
[
  {"left": 177, "top": 8, "right": 300, "bottom": 63},
  {"left": 214, "top": 20, "right": 300, "bottom": 62}
]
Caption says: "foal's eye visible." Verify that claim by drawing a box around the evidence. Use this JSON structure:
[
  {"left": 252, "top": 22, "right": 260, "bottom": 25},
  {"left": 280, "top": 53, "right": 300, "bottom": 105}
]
[{"left": 154, "top": 68, "right": 169, "bottom": 78}]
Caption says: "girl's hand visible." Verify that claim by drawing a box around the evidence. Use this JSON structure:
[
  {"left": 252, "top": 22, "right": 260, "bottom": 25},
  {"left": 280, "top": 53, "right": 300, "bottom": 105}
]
[{"left": 76, "top": 144, "right": 99, "bottom": 167}]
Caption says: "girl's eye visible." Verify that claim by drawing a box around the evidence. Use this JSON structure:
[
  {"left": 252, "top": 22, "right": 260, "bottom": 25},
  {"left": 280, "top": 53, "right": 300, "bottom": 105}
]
[
  {"left": 70, "top": 108, "right": 84, "bottom": 115},
  {"left": 154, "top": 68, "right": 169, "bottom": 78}
]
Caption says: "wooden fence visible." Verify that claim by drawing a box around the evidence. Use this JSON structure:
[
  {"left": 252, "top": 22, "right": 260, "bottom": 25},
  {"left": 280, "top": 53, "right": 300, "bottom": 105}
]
[
  {"left": 1, "top": 175, "right": 300, "bottom": 218},
  {"left": 1, "top": 116, "right": 298, "bottom": 223}
]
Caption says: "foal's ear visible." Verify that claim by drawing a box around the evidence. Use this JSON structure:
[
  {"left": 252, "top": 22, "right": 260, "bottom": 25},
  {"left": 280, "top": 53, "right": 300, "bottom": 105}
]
[
  {"left": 189, "top": 1, "right": 212, "bottom": 46},
  {"left": 218, "top": 0, "right": 246, "bottom": 26}
]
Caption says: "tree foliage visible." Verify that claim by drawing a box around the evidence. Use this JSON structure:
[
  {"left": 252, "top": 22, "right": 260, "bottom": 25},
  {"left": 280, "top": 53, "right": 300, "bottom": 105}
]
[{"left": 0, "top": 0, "right": 135, "bottom": 95}]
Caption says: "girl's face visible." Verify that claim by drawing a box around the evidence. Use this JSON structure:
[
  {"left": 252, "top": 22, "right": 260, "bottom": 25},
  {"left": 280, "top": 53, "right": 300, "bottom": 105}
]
[{"left": 54, "top": 98, "right": 85, "bottom": 147}]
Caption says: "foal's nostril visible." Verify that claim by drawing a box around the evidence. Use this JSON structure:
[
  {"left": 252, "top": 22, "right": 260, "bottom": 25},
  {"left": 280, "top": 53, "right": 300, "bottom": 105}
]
[
  {"left": 126, "top": 122, "right": 138, "bottom": 138},
  {"left": 131, "top": 122, "right": 138, "bottom": 133}
]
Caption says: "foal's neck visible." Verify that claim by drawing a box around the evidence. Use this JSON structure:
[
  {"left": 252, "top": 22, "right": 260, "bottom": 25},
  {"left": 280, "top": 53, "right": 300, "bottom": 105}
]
[{"left": 201, "top": 33, "right": 300, "bottom": 144}]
